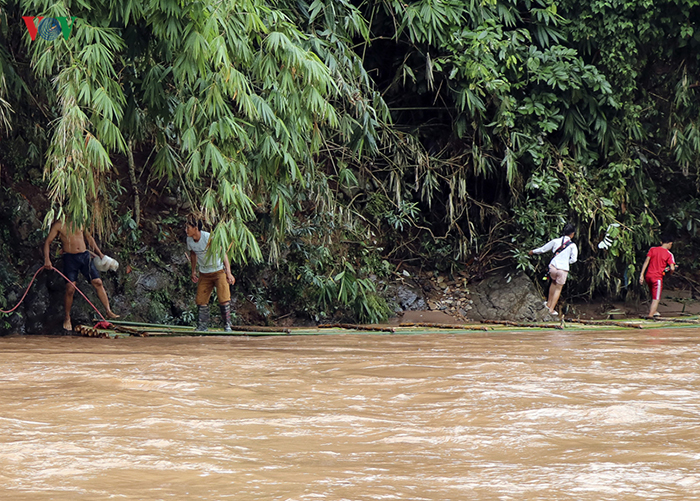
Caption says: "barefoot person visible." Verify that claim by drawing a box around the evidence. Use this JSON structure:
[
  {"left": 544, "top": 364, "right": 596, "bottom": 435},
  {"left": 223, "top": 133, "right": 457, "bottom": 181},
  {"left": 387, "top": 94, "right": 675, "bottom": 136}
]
[
  {"left": 528, "top": 223, "right": 578, "bottom": 316},
  {"left": 186, "top": 216, "right": 236, "bottom": 331},
  {"left": 43, "top": 221, "right": 119, "bottom": 330},
  {"left": 638, "top": 235, "right": 675, "bottom": 318}
]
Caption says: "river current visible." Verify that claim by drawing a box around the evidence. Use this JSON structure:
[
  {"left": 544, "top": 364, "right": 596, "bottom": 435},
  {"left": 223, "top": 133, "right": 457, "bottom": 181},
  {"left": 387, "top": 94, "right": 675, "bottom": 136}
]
[{"left": 1, "top": 328, "right": 699, "bottom": 500}]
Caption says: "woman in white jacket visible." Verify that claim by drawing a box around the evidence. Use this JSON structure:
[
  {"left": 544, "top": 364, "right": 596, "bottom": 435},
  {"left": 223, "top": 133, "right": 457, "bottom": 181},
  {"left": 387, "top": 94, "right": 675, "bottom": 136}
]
[{"left": 528, "top": 224, "right": 578, "bottom": 316}]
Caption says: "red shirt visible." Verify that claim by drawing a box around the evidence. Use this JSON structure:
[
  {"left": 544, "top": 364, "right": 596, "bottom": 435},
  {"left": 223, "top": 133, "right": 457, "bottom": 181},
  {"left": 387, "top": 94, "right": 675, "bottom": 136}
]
[{"left": 645, "top": 246, "right": 675, "bottom": 281}]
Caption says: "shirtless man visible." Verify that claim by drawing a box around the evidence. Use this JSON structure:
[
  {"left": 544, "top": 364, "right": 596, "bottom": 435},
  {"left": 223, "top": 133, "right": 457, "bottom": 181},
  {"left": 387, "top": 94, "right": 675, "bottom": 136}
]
[{"left": 43, "top": 221, "right": 119, "bottom": 330}]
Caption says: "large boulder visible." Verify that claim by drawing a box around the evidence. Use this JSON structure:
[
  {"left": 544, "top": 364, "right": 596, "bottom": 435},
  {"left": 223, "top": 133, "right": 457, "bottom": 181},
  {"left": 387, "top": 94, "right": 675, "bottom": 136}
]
[
  {"left": 391, "top": 281, "right": 427, "bottom": 311},
  {"left": 468, "top": 268, "right": 553, "bottom": 321}
]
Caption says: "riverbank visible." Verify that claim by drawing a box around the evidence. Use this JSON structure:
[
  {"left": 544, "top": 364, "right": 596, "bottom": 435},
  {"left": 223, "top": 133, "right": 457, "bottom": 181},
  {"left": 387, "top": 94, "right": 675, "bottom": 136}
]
[{"left": 390, "top": 265, "right": 700, "bottom": 324}]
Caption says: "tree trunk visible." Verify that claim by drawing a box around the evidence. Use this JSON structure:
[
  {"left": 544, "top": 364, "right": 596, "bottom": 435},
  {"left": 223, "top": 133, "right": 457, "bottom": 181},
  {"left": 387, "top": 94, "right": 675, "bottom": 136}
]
[{"left": 127, "top": 140, "right": 140, "bottom": 226}]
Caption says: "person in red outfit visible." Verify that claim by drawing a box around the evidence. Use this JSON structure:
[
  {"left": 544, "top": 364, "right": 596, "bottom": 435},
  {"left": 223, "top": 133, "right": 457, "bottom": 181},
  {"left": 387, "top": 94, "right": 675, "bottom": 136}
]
[{"left": 638, "top": 235, "right": 676, "bottom": 318}]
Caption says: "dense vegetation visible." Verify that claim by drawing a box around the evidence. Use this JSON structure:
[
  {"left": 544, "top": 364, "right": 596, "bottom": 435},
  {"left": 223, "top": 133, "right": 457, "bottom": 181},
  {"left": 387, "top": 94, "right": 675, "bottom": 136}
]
[{"left": 1, "top": 0, "right": 699, "bottom": 323}]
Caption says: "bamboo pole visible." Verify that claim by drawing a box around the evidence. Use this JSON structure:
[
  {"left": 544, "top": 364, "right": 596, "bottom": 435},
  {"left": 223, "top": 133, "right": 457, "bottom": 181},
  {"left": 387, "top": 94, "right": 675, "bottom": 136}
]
[
  {"left": 104, "top": 319, "right": 294, "bottom": 333},
  {"left": 651, "top": 317, "right": 700, "bottom": 324},
  {"left": 399, "top": 322, "right": 489, "bottom": 331},
  {"left": 564, "top": 319, "right": 644, "bottom": 329},
  {"left": 89, "top": 321, "right": 301, "bottom": 337},
  {"left": 100, "top": 319, "right": 195, "bottom": 330},
  {"left": 480, "top": 319, "right": 563, "bottom": 329},
  {"left": 226, "top": 325, "right": 292, "bottom": 334},
  {"left": 317, "top": 323, "right": 396, "bottom": 333}
]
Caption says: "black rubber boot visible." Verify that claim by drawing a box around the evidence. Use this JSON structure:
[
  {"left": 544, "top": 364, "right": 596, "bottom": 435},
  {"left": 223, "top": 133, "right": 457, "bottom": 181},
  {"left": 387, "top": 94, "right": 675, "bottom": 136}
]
[
  {"left": 196, "top": 305, "right": 209, "bottom": 332},
  {"left": 220, "top": 301, "right": 232, "bottom": 332}
]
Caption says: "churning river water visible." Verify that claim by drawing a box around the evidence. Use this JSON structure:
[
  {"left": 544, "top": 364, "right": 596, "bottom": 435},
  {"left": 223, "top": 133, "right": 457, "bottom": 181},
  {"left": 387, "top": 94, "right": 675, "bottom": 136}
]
[{"left": 1, "top": 328, "right": 700, "bottom": 500}]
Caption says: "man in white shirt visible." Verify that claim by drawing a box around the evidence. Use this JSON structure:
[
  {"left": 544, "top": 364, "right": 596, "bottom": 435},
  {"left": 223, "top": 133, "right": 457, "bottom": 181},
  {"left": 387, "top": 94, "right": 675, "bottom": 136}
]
[
  {"left": 528, "top": 223, "right": 578, "bottom": 316},
  {"left": 186, "top": 216, "right": 236, "bottom": 331}
]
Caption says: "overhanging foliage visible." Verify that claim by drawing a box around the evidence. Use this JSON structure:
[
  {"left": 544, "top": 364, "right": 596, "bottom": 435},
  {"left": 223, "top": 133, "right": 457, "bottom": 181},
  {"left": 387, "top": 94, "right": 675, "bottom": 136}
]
[{"left": 1, "top": 0, "right": 700, "bottom": 323}]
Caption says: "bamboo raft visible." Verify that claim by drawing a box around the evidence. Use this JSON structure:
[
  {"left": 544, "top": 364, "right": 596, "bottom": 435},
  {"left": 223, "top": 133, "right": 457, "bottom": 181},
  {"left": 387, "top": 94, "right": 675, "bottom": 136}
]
[{"left": 73, "top": 316, "right": 700, "bottom": 339}]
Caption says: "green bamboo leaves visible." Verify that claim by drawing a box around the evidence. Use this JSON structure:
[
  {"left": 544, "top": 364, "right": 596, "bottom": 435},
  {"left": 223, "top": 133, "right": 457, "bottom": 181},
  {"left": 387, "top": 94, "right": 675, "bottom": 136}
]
[{"left": 23, "top": 0, "right": 358, "bottom": 264}]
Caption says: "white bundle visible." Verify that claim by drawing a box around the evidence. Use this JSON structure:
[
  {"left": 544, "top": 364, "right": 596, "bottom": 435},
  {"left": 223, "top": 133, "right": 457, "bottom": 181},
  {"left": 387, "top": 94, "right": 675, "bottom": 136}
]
[
  {"left": 94, "top": 255, "right": 120, "bottom": 272},
  {"left": 597, "top": 223, "right": 620, "bottom": 250}
]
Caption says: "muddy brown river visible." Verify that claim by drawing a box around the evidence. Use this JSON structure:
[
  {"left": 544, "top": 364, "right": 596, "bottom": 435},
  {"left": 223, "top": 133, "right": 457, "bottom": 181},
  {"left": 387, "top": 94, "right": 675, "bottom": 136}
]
[{"left": 1, "top": 328, "right": 699, "bottom": 500}]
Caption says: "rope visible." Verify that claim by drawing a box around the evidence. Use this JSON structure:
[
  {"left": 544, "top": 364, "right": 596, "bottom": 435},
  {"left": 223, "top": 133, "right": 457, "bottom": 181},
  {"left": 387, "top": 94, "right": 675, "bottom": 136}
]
[
  {"left": 50, "top": 267, "right": 107, "bottom": 322},
  {"left": 0, "top": 266, "right": 44, "bottom": 314},
  {"left": 0, "top": 266, "right": 107, "bottom": 323}
]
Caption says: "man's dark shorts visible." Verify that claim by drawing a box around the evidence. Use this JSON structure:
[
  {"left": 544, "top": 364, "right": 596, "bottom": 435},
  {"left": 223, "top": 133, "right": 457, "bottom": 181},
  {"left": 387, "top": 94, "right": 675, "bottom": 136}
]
[{"left": 63, "top": 251, "right": 100, "bottom": 283}]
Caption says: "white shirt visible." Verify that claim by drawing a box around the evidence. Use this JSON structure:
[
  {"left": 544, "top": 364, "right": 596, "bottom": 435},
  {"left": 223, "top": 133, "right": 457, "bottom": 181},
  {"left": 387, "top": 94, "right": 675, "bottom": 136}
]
[
  {"left": 533, "top": 236, "right": 578, "bottom": 271},
  {"left": 186, "top": 231, "right": 224, "bottom": 274}
]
